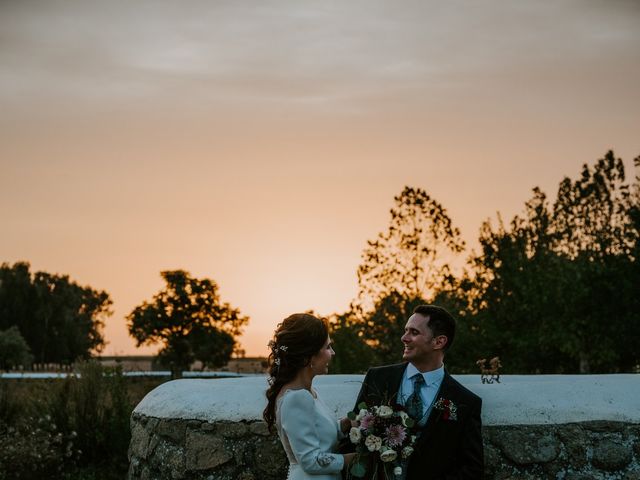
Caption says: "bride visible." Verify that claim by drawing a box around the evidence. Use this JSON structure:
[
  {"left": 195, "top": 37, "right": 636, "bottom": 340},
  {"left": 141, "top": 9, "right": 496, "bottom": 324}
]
[{"left": 263, "top": 313, "right": 355, "bottom": 479}]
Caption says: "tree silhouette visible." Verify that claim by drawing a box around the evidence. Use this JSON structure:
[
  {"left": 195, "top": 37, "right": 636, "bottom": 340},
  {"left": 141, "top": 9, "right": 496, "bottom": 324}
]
[
  {"left": 355, "top": 186, "right": 465, "bottom": 313},
  {"left": 0, "top": 326, "right": 33, "bottom": 370},
  {"left": 0, "top": 262, "right": 110, "bottom": 365},
  {"left": 331, "top": 186, "right": 467, "bottom": 373},
  {"left": 127, "top": 270, "right": 248, "bottom": 377},
  {"left": 468, "top": 151, "right": 640, "bottom": 373},
  {"left": 552, "top": 151, "right": 634, "bottom": 259}
]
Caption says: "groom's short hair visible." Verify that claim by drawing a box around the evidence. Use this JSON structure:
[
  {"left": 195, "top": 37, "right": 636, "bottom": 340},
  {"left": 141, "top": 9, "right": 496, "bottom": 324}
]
[{"left": 413, "top": 305, "right": 456, "bottom": 351}]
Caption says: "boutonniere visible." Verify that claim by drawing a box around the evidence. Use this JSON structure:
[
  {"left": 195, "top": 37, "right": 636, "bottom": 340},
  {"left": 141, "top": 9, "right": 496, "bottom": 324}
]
[{"left": 433, "top": 398, "right": 457, "bottom": 421}]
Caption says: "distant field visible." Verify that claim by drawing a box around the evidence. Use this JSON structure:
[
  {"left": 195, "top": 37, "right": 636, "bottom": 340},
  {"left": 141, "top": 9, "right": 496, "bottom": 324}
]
[
  {"left": 1, "top": 375, "right": 254, "bottom": 411},
  {"left": 2, "top": 375, "right": 166, "bottom": 408}
]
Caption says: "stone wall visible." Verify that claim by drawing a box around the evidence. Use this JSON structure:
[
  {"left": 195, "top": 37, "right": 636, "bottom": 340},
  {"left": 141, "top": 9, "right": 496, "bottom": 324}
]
[
  {"left": 128, "top": 415, "right": 640, "bottom": 480},
  {"left": 128, "top": 375, "right": 640, "bottom": 480}
]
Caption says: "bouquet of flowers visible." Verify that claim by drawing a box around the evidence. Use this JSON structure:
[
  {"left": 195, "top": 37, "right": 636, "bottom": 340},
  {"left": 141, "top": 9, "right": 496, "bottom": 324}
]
[{"left": 346, "top": 401, "right": 418, "bottom": 479}]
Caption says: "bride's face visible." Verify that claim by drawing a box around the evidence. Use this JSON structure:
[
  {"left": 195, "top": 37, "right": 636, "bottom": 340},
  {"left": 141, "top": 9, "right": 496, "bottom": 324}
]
[{"left": 310, "top": 336, "right": 335, "bottom": 375}]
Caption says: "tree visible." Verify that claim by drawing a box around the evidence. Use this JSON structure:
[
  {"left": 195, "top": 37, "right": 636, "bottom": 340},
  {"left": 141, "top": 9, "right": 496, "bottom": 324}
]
[
  {"left": 328, "top": 312, "right": 376, "bottom": 374},
  {"left": 0, "top": 326, "right": 33, "bottom": 370},
  {"left": 430, "top": 274, "right": 486, "bottom": 374},
  {"left": 0, "top": 262, "right": 110, "bottom": 364},
  {"left": 355, "top": 187, "right": 465, "bottom": 312},
  {"left": 189, "top": 324, "right": 235, "bottom": 370},
  {"left": 552, "top": 151, "right": 634, "bottom": 259},
  {"left": 127, "top": 270, "right": 249, "bottom": 377},
  {"left": 468, "top": 200, "right": 575, "bottom": 373},
  {"left": 331, "top": 186, "right": 468, "bottom": 372},
  {"left": 621, "top": 155, "right": 640, "bottom": 371},
  {"left": 548, "top": 152, "right": 637, "bottom": 372},
  {"left": 469, "top": 152, "right": 640, "bottom": 373}
]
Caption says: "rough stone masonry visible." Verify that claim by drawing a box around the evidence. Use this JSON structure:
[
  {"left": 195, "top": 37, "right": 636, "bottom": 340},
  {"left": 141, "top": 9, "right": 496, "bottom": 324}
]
[{"left": 127, "top": 374, "right": 640, "bottom": 480}]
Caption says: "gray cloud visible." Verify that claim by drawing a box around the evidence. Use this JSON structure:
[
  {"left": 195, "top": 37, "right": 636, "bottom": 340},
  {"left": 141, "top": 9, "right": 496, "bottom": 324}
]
[{"left": 1, "top": 0, "right": 639, "bottom": 111}]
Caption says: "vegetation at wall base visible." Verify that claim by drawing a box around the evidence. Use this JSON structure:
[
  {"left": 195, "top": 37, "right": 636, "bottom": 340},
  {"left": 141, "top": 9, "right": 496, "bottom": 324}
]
[{"left": 0, "top": 362, "right": 163, "bottom": 480}]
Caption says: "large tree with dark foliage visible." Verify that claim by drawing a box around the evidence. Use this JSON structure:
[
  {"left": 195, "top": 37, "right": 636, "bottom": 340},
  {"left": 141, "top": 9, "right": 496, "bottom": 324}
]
[
  {"left": 468, "top": 151, "right": 640, "bottom": 373},
  {"left": 0, "top": 262, "right": 110, "bottom": 365},
  {"left": 127, "top": 270, "right": 248, "bottom": 377}
]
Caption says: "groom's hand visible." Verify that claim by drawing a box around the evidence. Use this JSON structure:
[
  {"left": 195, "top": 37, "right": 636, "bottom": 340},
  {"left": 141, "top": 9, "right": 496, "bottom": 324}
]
[{"left": 339, "top": 417, "right": 357, "bottom": 434}]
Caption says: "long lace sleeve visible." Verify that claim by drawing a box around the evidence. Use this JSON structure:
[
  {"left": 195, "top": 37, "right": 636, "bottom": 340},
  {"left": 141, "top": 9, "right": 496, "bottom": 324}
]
[{"left": 280, "top": 389, "right": 345, "bottom": 474}]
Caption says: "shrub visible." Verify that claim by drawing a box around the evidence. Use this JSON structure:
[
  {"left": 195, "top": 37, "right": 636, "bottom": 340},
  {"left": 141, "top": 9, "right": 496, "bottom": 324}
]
[
  {"left": 0, "top": 326, "right": 33, "bottom": 371},
  {"left": 0, "top": 362, "right": 158, "bottom": 479},
  {"left": 48, "top": 361, "right": 132, "bottom": 469},
  {"left": 0, "top": 380, "right": 21, "bottom": 425},
  {"left": 0, "top": 415, "right": 79, "bottom": 480}
]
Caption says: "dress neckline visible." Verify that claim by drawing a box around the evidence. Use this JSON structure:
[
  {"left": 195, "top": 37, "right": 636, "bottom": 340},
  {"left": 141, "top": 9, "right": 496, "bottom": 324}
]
[{"left": 277, "top": 387, "right": 318, "bottom": 404}]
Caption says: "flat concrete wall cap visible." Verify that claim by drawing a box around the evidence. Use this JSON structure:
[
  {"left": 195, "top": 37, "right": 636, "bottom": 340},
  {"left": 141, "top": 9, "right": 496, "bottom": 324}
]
[{"left": 132, "top": 374, "right": 640, "bottom": 425}]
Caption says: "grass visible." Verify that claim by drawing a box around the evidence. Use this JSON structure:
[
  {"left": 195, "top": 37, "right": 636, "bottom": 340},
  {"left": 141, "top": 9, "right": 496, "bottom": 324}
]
[{"left": 1, "top": 364, "right": 167, "bottom": 480}]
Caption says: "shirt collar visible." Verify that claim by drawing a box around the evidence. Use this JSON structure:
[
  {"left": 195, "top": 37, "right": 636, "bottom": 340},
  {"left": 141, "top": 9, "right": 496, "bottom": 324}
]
[{"left": 406, "top": 363, "right": 445, "bottom": 387}]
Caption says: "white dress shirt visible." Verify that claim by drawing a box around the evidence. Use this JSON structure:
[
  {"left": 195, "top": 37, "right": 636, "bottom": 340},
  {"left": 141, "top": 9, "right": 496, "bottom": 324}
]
[{"left": 398, "top": 363, "right": 445, "bottom": 425}]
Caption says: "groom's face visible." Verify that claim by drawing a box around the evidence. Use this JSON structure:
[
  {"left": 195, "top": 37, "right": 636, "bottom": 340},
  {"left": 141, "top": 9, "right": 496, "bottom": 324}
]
[{"left": 401, "top": 313, "right": 436, "bottom": 364}]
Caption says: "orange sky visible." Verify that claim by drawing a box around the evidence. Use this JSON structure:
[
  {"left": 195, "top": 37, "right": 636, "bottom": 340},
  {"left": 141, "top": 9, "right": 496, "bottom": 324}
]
[{"left": 1, "top": 1, "right": 639, "bottom": 357}]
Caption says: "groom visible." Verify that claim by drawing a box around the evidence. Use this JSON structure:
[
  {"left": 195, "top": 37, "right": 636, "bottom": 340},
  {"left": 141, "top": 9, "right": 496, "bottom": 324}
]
[{"left": 353, "top": 305, "right": 483, "bottom": 479}]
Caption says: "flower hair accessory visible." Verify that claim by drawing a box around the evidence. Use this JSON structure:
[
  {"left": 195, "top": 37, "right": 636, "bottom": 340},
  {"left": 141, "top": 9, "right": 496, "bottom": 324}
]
[
  {"left": 268, "top": 340, "right": 289, "bottom": 371},
  {"left": 433, "top": 398, "right": 457, "bottom": 421},
  {"left": 268, "top": 340, "right": 288, "bottom": 354}
]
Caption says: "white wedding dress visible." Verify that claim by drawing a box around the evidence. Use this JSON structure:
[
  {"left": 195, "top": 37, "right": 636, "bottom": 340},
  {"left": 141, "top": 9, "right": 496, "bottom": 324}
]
[{"left": 276, "top": 388, "right": 344, "bottom": 480}]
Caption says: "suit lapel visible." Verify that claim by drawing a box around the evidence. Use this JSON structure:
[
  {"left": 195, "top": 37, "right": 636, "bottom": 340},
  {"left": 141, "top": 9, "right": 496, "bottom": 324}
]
[
  {"left": 389, "top": 363, "right": 407, "bottom": 403},
  {"left": 417, "top": 371, "right": 454, "bottom": 443},
  {"left": 385, "top": 363, "right": 407, "bottom": 405}
]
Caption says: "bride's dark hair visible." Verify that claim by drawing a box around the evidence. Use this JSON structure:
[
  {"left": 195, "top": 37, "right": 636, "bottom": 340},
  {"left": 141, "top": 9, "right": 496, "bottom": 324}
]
[{"left": 263, "top": 313, "right": 329, "bottom": 431}]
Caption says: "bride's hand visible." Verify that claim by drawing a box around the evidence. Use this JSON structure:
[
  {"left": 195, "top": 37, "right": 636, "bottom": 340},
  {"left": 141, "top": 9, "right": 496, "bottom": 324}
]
[{"left": 342, "top": 453, "right": 356, "bottom": 468}]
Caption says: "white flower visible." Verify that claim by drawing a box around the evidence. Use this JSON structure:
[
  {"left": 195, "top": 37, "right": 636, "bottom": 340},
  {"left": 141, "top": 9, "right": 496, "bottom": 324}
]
[
  {"left": 356, "top": 409, "right": 369, "bottom": 421},
  {"left": 365, "top": 434, "right": 382, "bottom": 452},
  {"left": 394, "top": 466, "right": 403, "bottom": 476},
  {"left": 349, "top": 427, "right": 362, "bottom": 444},
  {"left": 398, "top": 411, "right": 410, "bottom": 426},
  {"left": 402, "top": 446, "right": 414, "bottom": 459},
  {"left": 377, "top": 405, "right": 393, "bottom": 418},
  {"left": 380, "top": 448, "right": 398, "bottom": 462}
]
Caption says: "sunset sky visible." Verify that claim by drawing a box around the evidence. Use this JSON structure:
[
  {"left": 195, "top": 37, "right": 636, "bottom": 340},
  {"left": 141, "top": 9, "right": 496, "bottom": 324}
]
[{"left": 1, "top": 1, "right": 639, "bottom": 357}]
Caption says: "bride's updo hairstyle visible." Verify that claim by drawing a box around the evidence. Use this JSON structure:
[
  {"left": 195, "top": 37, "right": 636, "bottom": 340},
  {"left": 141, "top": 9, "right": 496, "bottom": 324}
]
[{"left": 263, "top": 313, "right": 329, "bottom": 431}]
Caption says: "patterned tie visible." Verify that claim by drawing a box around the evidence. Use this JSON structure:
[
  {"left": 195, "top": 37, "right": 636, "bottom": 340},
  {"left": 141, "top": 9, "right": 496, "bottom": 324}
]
[{"left": 405, "top": 374, "right": 425, "bottom": 423}]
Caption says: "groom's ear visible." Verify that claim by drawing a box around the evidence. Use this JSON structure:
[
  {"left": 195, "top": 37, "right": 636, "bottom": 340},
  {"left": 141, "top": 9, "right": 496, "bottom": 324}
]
[{"left": 433, "top": 335, "right": 448, "bottom": 351}]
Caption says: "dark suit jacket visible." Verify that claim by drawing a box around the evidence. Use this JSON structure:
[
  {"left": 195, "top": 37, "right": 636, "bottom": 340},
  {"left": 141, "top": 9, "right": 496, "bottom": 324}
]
[{"left": 353, "top": 363, "right": 484, "bottom": 480}]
